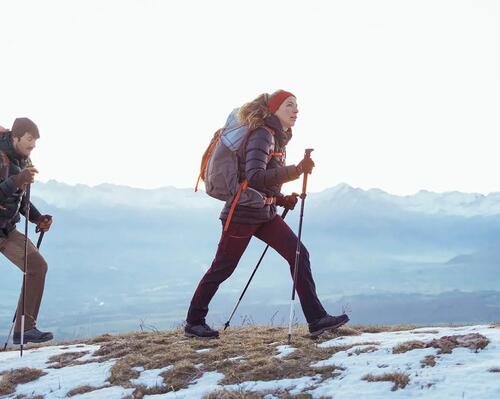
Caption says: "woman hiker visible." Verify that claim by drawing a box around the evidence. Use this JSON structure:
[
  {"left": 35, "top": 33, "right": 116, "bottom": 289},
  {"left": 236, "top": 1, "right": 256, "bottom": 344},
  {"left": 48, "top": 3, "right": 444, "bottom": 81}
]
[{"left": 185, "top": 90, "right": 349, "bottom": 338}]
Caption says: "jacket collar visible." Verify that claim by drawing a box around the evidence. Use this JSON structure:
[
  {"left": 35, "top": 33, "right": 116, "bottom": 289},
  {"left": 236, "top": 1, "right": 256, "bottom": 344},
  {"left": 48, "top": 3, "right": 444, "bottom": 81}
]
[
  {"left": 264, "top": 115, "right": 292, "bottom": 147},
  {"left": 0, "top": 132, "right": 27, "bottom": 164}
]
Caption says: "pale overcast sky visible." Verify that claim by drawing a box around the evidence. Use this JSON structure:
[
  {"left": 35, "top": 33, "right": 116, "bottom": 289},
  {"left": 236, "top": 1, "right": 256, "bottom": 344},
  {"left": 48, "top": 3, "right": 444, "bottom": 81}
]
[{"left": 1, "top": 0, "right": 499, "bottom": 195}]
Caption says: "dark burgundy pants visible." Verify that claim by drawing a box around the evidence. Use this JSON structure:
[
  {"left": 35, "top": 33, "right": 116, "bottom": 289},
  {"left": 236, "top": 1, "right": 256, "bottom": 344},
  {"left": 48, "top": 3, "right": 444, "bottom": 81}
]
[{"left": 186, "top": 214, "right": 327, "bottom": 325}]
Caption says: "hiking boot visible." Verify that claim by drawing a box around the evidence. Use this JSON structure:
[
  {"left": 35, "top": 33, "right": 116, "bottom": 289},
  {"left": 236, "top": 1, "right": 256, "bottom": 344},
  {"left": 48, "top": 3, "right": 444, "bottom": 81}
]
[
  {"left": 13, "top": 328, "right": 54, "bottom": 344},
  {"left": 184, "top": 322, "right": 219, "bottom": 339},
  {"left": 308, "top": 314, "right": 349, "bottom": 337}
]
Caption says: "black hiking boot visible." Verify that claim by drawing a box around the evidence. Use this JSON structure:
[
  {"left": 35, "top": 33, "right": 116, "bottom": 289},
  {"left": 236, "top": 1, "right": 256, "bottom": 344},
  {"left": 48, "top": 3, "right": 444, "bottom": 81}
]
[
  {"left": 13, "top": 328, "right": 54, "bottom": 344},
  {"left": 308, "top": 314, "right": 349, "bottom": 337},
  {"left": 184, "top": 322, "right": 219, "bottom": 339}
]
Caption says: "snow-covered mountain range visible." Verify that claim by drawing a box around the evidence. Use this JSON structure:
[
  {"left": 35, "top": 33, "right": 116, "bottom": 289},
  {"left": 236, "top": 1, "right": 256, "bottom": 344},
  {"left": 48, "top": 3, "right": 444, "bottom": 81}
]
[{"left": 32, "top": 180, "right": 500, "bottom": 217}]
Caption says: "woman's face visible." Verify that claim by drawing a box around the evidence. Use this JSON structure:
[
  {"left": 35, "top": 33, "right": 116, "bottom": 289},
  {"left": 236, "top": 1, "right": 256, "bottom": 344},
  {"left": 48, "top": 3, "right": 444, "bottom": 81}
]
[{"left": 274, "top": 96, "right": 298, "bottom": 130}]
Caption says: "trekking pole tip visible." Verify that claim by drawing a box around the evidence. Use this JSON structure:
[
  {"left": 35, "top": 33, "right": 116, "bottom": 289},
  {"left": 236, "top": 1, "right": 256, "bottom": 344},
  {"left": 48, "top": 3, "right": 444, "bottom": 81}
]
[{"left": 223, "top": 322, "right": 230, "bottom": 331}]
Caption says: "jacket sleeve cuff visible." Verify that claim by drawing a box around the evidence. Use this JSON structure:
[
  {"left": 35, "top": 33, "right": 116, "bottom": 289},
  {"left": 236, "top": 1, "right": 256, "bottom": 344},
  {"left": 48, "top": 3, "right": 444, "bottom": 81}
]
[{"left": 28, "top": 203, "right": 42, "bottom": 223}]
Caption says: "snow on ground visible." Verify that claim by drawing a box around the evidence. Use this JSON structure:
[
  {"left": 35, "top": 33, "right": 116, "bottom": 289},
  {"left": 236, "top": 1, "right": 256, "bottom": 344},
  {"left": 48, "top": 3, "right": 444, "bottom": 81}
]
[
  {"left": 274, "top": 344, "right": 297, "bottom": 359},
  {"left": 131, "top": 365, "right": 173, "bottom": 388},
  {"left": 1, "top": 324, "right": 499, "bottom": 398},
  {"left": 142, "top": 371, "right": 225, "bottom": 399},
  {"left": 0, "top": 344, "right": 100, "bottom": 373},
  {"left": 310, "top": 324, "right": 500, "bottom": 399}
]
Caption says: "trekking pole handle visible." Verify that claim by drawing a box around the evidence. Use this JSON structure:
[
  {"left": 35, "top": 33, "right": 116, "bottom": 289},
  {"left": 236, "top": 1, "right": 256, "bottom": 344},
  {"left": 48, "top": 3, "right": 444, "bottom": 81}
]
[{"left": 301, "top": 149, "right": 314, "bottom": 198}]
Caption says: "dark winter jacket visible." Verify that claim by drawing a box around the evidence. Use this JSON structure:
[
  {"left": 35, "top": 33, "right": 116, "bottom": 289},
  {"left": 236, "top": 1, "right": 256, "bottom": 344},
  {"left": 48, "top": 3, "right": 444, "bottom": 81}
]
[
  {"left": 0, "top": 132, "right": 41, "bottom": 236},
  {"left": 220, "top": 115, "right": 301, "bottom": 224}
]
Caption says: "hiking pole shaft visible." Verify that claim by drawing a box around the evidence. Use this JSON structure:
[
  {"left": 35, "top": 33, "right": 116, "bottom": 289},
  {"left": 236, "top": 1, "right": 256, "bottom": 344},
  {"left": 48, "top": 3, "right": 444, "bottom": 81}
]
[
  {"left": 20, "top": 184, "right": 31, "bottom": 357},
  {"left": 224, "top": 208, "right": 290, "bottom": 331},
  {"left": 2, "top": 313, "right": 16, "bottom": 351},
  {"left": 36, "top": 231, "right": 45, "bottom": 250},
  {"left": 287, "top": 149, "right": 313, "bottom": 344},
  {"left": 2, "top": 228, "right": 44, "bottom": 352}
]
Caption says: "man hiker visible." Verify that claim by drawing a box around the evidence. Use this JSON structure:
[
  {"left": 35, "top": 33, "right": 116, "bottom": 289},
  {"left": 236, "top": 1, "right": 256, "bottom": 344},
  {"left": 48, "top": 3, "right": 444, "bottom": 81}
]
[{"left": 0, "top": 117, "right": 53, "bottom": 344}]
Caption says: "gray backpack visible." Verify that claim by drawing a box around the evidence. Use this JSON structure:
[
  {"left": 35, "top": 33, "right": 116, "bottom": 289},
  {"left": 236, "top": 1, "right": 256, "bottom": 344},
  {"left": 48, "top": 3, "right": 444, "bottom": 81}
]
[{"left": 195, "top": 109, "right": 275, "bottom": 226}]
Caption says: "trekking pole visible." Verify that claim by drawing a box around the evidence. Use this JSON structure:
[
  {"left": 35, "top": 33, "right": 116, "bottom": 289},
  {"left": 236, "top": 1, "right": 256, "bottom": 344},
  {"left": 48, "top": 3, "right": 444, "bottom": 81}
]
[
  {"left": 19, "top": 184, "right": 31, "bottom": 357},
  {"left": 36, "top": 231, "right": 45, "bottom": 249},
  {"left": 287, "top": 149, "right": 314, "bottom": 344},
  {"left": 2, "top": 313, "right": 17, "bottom": 352},
  {"left": 2, "top": 228, "right": 44, "bottom": 352},
  {"left": 224, "top": 206, "right": 293, "bottom": 331}
]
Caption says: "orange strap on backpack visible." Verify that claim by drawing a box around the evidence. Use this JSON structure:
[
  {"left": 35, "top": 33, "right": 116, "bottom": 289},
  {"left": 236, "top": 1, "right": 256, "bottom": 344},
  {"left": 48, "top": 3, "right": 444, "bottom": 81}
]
[
  {"left": 224, "top": 180, "right": 248, "bottom": 232},
  {"left": 195, "top": 129, "right": 223, "bottom": 192}
]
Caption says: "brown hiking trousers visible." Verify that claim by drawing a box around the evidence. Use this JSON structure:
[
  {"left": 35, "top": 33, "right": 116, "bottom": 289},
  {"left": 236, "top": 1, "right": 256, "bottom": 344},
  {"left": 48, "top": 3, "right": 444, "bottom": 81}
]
[{"left": 0, "top": 229, "right": 48, "bottom": 332}]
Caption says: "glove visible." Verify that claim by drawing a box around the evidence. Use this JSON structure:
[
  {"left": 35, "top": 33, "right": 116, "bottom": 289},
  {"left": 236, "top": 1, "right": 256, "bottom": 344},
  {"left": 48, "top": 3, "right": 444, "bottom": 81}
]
[
  {"left": 12, "top": 167, "right": 38, "bottom": 188},
  {"left": 276, "top": 193, "right": 299, "bottom": 210},
  {"left": 35, "top": 214, "right": 53, "bottom": 233},
  {"left": 296, "top": 156, "right": 315, "bottom": 175}
]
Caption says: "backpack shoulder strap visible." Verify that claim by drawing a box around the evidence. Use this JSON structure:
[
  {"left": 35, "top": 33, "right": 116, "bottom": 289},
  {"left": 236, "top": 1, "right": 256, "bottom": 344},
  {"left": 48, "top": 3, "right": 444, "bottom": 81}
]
[{"left": 0, "top": 150, "right": 10, "bottom": 181}]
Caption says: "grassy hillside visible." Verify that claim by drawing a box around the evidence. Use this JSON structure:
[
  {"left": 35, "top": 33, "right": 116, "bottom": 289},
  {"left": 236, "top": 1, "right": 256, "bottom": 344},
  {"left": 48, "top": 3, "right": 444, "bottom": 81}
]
[{"left": 1, "top": 323, "right": 499, "bottom": 398}]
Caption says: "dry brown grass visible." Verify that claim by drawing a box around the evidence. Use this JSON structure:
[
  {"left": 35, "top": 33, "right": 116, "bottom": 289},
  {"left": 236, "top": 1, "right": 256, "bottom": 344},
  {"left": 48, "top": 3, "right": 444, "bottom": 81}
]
[
  {"left": 362, "top": 372, "right": 410, "bottom": 391},
  {"left": 0, "top": 368, "right": 46, "bottom": 396},
  {"left": 392, "top": 333, "right": 489, "bottom": 356},
  {"left": 349, "top": 345, "right": 379, "bottom": 356},
  {"left": 66, "top": 385, "right": 101, "bottom": 397},
  {"left": 203, "top": 390, "right": 321, "bottom": 399},
  {"left": 47, "top": 351, "right": 89, "bottom": 369},
  {"left": 393, "top": 340, "right": 427, "bottom": 354},
  {"left": 421, "top": 355, "right": 437, "bottom": 368},
  {"left": 427, "top": 333, "right": 489, "bottom": 354},
  {"left": 352, "top": 325, "right": 419, "bottom": 334},
  {"left": 203, "top": 391, "right": 264, "bottom": 399},
  {"left": 81, "top": 325, "right": 356, "bottom": 396}
]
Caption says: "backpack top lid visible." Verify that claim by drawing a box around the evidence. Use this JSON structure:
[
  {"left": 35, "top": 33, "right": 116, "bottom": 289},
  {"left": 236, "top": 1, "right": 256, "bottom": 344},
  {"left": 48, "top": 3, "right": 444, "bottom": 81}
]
[{"left": 220, "top": 108, "right": 247, "bottom": 152}]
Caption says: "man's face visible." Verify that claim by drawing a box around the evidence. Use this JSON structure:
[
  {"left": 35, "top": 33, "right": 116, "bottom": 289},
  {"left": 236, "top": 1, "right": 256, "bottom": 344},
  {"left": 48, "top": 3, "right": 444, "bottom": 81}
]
[{"left": 13, "top": 132, "right": 38, "bottom": 158}]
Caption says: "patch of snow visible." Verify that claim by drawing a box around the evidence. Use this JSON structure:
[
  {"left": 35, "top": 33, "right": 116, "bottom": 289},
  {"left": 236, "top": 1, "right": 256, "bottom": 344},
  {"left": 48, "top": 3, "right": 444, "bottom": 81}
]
[
  {"left": 196, "top": 348, "right": 211, "bottom": 353},
  {"left": 310, "top": 324, "right": 500, "bottom": 398},
  {"left": 0, "top": 344, "right": 100, "bottom": 372},
  {"left": 71, "top": 386, "right": 134, "bottom": 399},
  {"left": 143, "top": 371, "right": 225, "bottom": 398},
  {"left": 14, "top": 359, "right": 116, "bottom": 398},
  {"left": 131, "top": 366, "right": 173, "bottom": 388},
  {"left": 275, "top": 345, "right": 297, "bottom": 359}
]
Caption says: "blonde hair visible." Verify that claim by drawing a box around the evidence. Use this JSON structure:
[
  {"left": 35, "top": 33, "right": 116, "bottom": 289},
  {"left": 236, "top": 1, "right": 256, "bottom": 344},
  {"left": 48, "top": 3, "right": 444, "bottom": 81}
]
[{"left": 238, "top": 91, "right": 285, "bottom": 130}]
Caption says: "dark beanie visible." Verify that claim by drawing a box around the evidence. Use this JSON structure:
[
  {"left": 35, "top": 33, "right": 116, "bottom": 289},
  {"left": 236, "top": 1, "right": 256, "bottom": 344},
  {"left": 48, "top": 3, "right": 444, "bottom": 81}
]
[{"left": 11, "top": 117, "right": 40, "bottom": 138}]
